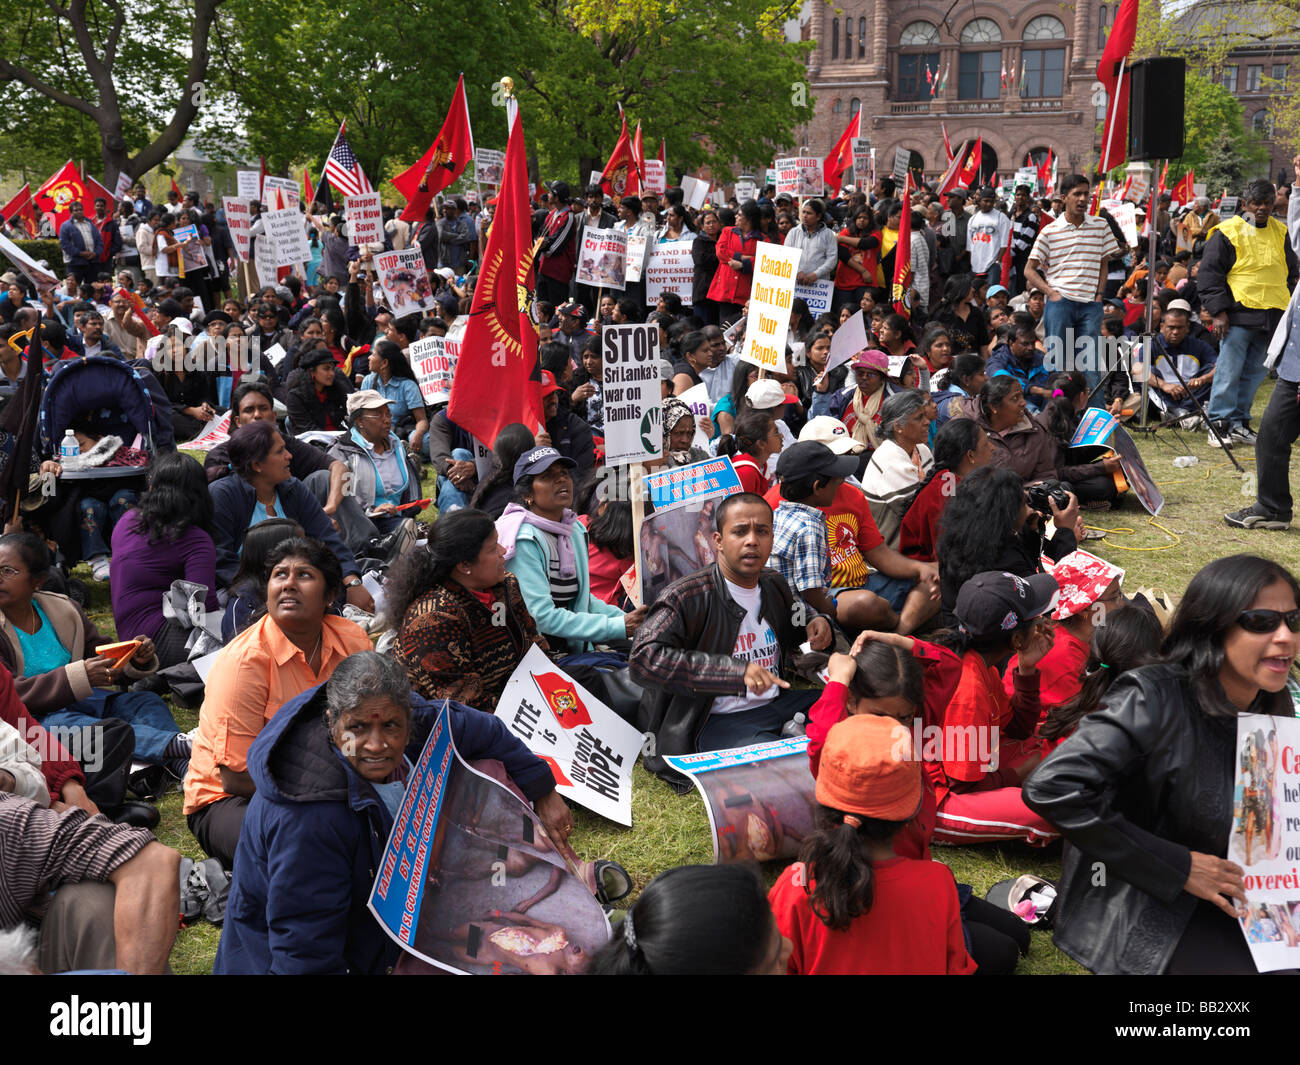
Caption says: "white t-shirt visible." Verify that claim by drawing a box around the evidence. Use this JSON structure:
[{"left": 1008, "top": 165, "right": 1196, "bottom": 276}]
[
  {"left": 710, "top": 578, "right": 781, "bottom": 716},
  {"left": 155, "top": 231, "right": 175, "bottom": 277},
  {"left": 966, "top": 210, "right": 1011, "bottom": 275}
]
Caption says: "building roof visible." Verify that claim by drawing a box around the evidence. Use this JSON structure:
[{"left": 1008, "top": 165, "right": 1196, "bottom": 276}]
[{"left": 1170, "top": 1, "right": 1300, "bottom": 47}]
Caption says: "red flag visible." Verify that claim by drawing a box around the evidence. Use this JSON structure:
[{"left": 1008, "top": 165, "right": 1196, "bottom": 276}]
[
  {"left": 170, "top": 176, "right": 182, "bottom": 200},
  {"left": 632, "top": 121, "right": 646, "bottom": 191},
  {"left": 822, "top": 110, "right": 860, "bottom": 198},
  {"left": 302, "top": 166, "right": 315, "bottom": 206},
  {"left": 1, "top": 184, "right": 36, "bottom": 235},
  {"left": 394, "top": 73, "right": 475, "bottom": 223},
  {"left": 537, "top": 754, "right": 573, "bottom": 789},
  {"left": 1037, "top": 150, "right": 1053, "bottom": 191},
  {"left": 531, "top": 671, "right": 593, "bottom": 730},
  {"left": 1000, "top": 217, "right": 1015, "bottom": 288},
  {"left": 1157, "top": 161, "right": 1169, "bottom": 199},
  {"left": 34, "top": 161, "right": 90, "bottom": 231},
  {"left": 447, "top": 106, "right": 543, "bottom": 447},
  {"left": 941, "top": 123, "right": 954, "bottom": 164},
  {"left": 601, "top": 111, "right": 640, "bottom": 200},
  {"left": 115, "top": 287, "right": 160, "bottom": 337},
  {"left": 1098, "top": 0, "right": 1139, "bottom": 174},
  {"left": 892, "top": 174, "right": 914, "bottom": 317},
  {"left": 1090, "top": 179, "right": 1104, "bottom": 217},
  {"left": 657, "top": 138, "right": 666, "bottom": 168},
  {"left": 1171, "top": 169, "right": 1194, "bottom": 205}
]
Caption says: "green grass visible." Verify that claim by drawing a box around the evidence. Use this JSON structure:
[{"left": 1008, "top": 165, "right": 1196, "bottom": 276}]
[{"left": 125, "top": 396, "right": 1300, "bottom": 973}]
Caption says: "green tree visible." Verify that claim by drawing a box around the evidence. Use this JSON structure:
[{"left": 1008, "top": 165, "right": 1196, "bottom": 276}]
[{"left": 1180, "top": 71, "right": 1267, "bottom": 178}]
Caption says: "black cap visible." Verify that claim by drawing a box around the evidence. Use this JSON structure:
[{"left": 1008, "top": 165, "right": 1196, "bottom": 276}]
[
  {"left": 954, "top": 571, "right": 1059, "bottom": 639},
  {"left": 775, "top": 440, "right": 859, "bottom": 482},
  {"left": 513, "top": 445, "right": 576, "bottom": 485}
]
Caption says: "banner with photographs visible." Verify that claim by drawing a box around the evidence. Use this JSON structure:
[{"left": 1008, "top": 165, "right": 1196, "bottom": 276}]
[
  {"left": 374, "top": 248, "right": 436, "bottom": 317},
  {"left": 774, "top": 156, "right": 821, "bottom": 198},
  {"left": 369, "top": 702, "right": 610, "bottom": 974},
  {"left": 575, "top": 227, "right": 627, "bottom": 291},
  {"left": 639, "top": 456, "right": 742, "bottom": 606}
]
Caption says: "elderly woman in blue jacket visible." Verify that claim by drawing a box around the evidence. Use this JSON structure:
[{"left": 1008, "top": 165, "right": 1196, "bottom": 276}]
[
  {"left": 327, "top": 389, "right": 423, "bottom": 537},
  {"left": 213, "top": 650, "right": 566, "bottom": 975},
  {"left": 496, "top": 446, "right": 646, "bottom": 655}
]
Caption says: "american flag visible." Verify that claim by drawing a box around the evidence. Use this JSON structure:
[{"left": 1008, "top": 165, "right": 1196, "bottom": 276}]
[{"left": 323, "top": 121, "right": 373, "bottom": 197}]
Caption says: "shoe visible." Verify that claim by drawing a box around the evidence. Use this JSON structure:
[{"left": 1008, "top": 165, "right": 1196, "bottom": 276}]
[
  {"left": 88, "top": 554, "right": 111, "bottom": 581},
  {"left": 1208, "top": 421, "right": 1234, "bottom": 448},
  {"left": 1080, "top": 500, "right": 1111, "bottom": 512},
  {"left": 383, "top": 518, "right": 418, "bottom": 568},
  {"left": 1225, "top": 505, "right": 1291, "bottom": 530},
  {"left": 1231, "top": 423, "right": 1258, "bottom": 444},
  {"left": 105, "top": 799, "right": 161, "bottom": 831},
  {"left": 1178, "top": 414, "right": 1204, "bottom": 430}
]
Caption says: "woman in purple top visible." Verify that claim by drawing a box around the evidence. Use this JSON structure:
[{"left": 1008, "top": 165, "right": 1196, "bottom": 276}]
[{"left": 110, "top": 453, "right": 219, "bottom": 668}]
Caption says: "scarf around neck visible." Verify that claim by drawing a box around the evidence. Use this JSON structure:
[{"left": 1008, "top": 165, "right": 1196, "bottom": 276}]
[{"left": 496, "top": 502, "right": 578, "bottom": 578}]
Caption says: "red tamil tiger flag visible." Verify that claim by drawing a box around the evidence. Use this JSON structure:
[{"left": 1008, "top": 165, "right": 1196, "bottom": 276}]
[
  {"left": 34, "top": 160, "right": 89, "bottom": 231},
  {"left": 537, "top": 754, "right": 573, "bottom": 788},
  {"left": 938, "top": 138, "right": 982, "bottom": 197},
  {"left": 1171, "top": 169, "right": 1194, "bottom": 206},
  {"left": 395, "top": 73, "right": 475, "bottom": 223},
  {"left": 446, "top": 104, "right": 543, "bottom": 447},
  {"left": 302, "top": 165, "right": 315, "bottom": 206},
  {"left": 632, "top": 120, "right": 646, "bottom": 190},
  {"left": 2, "top": 184, "right": 36, "bottom": 235},
  {"left": 823, "top": 109, "right": 860, "bottom": 198},
  {"left": 892, "top": 173, "right": 914, "bottom": 316},
  {"left": 1098, "top": 0, "right": 1140, "bottom": 175},
  {"left": 941, "top": 122, "right": 954, "bottom": 164},
  {"left": 601, "top": 109, "right": 640, "bottom": 200},
  {"left": 531, "top": 671, "right": 593, "bottom": 730}
]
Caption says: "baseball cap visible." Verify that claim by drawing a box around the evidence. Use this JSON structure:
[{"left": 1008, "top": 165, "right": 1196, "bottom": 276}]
[
  {"left": 775, "top": 440, "right": 859, "bottom": 482},
  {"left": 947, "top": 187, "right": 969, "bottom": 200},
  {"left": 541, "top": 370, "right": 566, "bottom": 397},
  {"left": 168, "top": 317, "right": 194, "bottom": 335},
  {"left": 850, "top": 348, "right": 889, "bottom": 372},
  {"left": 955, "top": 571, "right": 1060, "bottom": 639},
  {"left": 746, "top": 379, "right": 788, "bottom": 410},
  {"left": 658, "top": 359, "right": 676, "bottom": 382},
  {"left": 557, "top": 299, "right": 586, "bottom": 320},
  {"left": 1045, "top": 551, "right": 1124, "bottom": 621},
  {"left": 513, "top": 445, "right": 576, "bottom": 484},
  {"left": 434, "top": 267, "right": 454, "bottom": 281},
  {"left": 987, "top": 285, "right": 1008, "bottom": 299},
  {"left": 799, "top": 416, "right": 865, "bottom": 455},
  {"left": 815, "top": 715, "right": 923, "bottom": 822},
  {"left": 345, "top": 389, "right": 396, "bottom": 417},
  {"left": 1165, "top": 298, "right": 1193, "bottom": 314}
]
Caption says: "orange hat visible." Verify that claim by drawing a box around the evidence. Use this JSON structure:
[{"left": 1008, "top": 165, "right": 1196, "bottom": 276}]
[{"left": 814, "top": 715, "right": 922, "bottom": 822}]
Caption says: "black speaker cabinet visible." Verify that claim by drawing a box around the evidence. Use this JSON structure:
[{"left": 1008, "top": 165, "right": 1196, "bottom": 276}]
[{"left": 1128, "top": 57, "right": 1186, "bottom": 161}]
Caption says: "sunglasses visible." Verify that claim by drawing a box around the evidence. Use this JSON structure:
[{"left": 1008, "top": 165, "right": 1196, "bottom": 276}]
[{"left": 1237, "top": 609, "right": 1300, "bottom": 634}]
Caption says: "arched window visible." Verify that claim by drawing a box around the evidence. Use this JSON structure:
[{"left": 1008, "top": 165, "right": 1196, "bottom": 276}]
[
  {"left": 1098, "top": 3, "right": 1114, "bottom": 51},
  {"left": 1253, "top": 109, "right": 1274, "bottom": 136},
  {"left": 831, "top": 19, "right": 839, "bottom": 59},
  {"left": 850, "top": 97, "right": 861, "bottom": 117},
  {"left": 845, "top": 17, "right": 853, "bottom": 60},
  {"left": 900, "top": 20, "right": 940, "bottom": 47},
  {"left": 833, "top": 98, "right": 843, "bottom": 114},
  {"left": 960, "top": 18, "right": 1002, "bottom": 44},
  {"left": 1023, "top": 15, "right": 1066, "bottom": 40},
  {"left": 859, "top": 17, "right": 867, "bottom": 58}
]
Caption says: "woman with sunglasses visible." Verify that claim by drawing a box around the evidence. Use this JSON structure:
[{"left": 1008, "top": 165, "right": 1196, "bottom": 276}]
[{"left": 1025, "top": 554, "right": 1300, "bottom": 975}]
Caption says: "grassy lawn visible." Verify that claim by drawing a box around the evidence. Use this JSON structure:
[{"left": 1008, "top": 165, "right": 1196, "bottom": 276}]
[{"left": 106, "top": 393, "right": 1298, "bottom": 974}]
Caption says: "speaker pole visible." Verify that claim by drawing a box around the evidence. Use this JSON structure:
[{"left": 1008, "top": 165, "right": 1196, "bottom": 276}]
[{"left": 1138, "top": 159, "right": 1162, "bottom": 429}]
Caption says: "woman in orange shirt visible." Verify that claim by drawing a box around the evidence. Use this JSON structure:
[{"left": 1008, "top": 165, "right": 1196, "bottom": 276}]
[{"left": 184, "top": 536, "right": 372, "bottom": 867}]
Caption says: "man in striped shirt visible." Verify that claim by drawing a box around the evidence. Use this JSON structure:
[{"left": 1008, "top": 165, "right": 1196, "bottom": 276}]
[{"left": 1025, "top": 174, "right": 1123, "bottom": 393}]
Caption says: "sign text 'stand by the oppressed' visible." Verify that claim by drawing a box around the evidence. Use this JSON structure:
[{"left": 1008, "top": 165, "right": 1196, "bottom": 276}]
[{"left": 645, "top": 240, "right": 694, "bottom": 307}]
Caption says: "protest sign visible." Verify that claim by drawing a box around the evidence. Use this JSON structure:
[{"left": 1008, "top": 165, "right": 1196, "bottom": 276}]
[
  {"left": 495, "top": 645, "right": 642, "bottom": 825},
  {"left": 821, "top": 309, "right": 869, "bottom": 382},
  {"left": 369, "top": 702, "right": 610, "bottom": 973},
  {"left": 262, "top": 342, "right": 288, "bottom": 370},
  {"left": 645, "top": 239, "right": 694, "bottom": 307},
  {"left": 601, "top": 323, "right": 663, "bottom": 466},
  {"left": 681, "top": 174, "right": 709, "bottom": 210},
  {"left": 1100, "top": 199, "right": 1138, "bottom": 246},
  {"left": 892, "top": 147, "right": 912, "bottom": 184},
  {"left": 677, "top": 382, "right": 713, "bottom": 451},
  {"left": 344, "top": 192, "right": 383, "bottom": 246},
  {"left": 739, "top": 244, "right": 800, "bottom": 370},
  {"left": 173, "top": 223, "right": 199, "bottom": 245},
  {"left": 765, "top": 167, "right": 777, "bottom": 187},
  {"left": 734, "top": 180, "right": 756, "bottom": 203},
  {"left": 409, "top": 335, "right": 455, "bottom": 406},
  {"left": 263, "top": 208, "right": 311, "bottom": 269},
  {"left": 374, "top": 248, "right": 435, "bottom": 316},
  {"left": 1193, "top": 182, "right": 1207, "bottom": 198},
  {"left": 1219, "top": 196, "right": 1240, "bottom": 218},
  {"left": 0, "top": 231, "right": 58, "bottom": 291},
  {"left": 587, "top": 169, "right": 603, "bottom": 191},
  {"left": 112, "top": 172, "right": 132, "bottom": 203},
  {"left": 180, "top": 412, "right": 231, "bottom": 453},
  {"left": 575, "top": 226, "right": 627, "bottom": 291},
  {"left": 236, "top": 171, "right": 260, "bottom": 199},
  {"left": 851, "top": 138, "right": 871, "bottom": 170},
  {"left": 252, "top": 226, "right": 278, "bottom": 288},
  {"left": 1068, "top": 408, "right": 1118, "bottom": 449},
  {"left": 794, "top": 278, "right": 833, "bottom": 317},
  {"left": 261, "top": 175, "right": 299, "bottom": 211},
  {"left": 443, "top": 315, "right": 468, "bottom": 361},
  {"left": 639, "top": 457, "right": 742, "bottom": 605},
  {"left": 1015, "top": 166, "right": 1038, "bottom": 192},
  {"left": 222, "top": 197, "right": 252, "bottom": 262},
  {"left": 474, "top": 149, "right": 505, "bottom": 187},
  {"left": 1125, "top": 171, "right": 1150, "bottom": 204},
  {"left": 1230, "top": 713, "right": 1300, "bottom": 971},
  {"left": 665, "top": 737, "right": 818, "bottom": 863},
  {"left": 774, "top": 156, "right": 821, "bottom": 198},
  {"left": 625, "top": 230, "right": 649, "bottom": 283},
  {"left": 644, "top": 158, "right": 666, "bottom": 194},
  {"left": 1111, "top": 425, "right": 1163, "bottom": 516}
]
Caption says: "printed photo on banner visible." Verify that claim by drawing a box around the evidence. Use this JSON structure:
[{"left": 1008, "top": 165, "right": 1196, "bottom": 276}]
[
  {"left": 222, "top": 197, "right": 252, "bottom": 262},
  {"left": 851, "top": 138, "right": 871, "bottom": 169},
  {"left": 645, "top": 240, "right": 695, "bottom": 308},
  {"left": 368, "top": 703, "right": 610, "bottom": 974},
  {"left": 344, "top": 191, "right": 383, "bottom": 246},
  {"left": 665, "top": 737, "right": 818, "bottom": 863},
  {"left": 261, "top": 174, "right": 299, "bottom": 211},
  {"left": 374, "top": 247, "right": 436, "bottom": 316},
  {"left": 639, "top": 457, "right": 742, "bottom": 606},
  {"left": 740, "top": 244, "right": 800, "bottom": 370},
  {"left": 601, "top": 322, "right": 663, "bottom": 467},
  {"left": 774, "top": 156, "right": 820, "bottom": 198},
  {"left": 409, "top": 334, "right": 455, "bottom": 406},
  {"left": 494, "top": 646, "right": 642, "bottom": 825},
  {"left": 475, "top": 149, "right": 505, "bottom": 187},
  {"left": 575, "top": 226, "right": 627, "bottom": 291}
]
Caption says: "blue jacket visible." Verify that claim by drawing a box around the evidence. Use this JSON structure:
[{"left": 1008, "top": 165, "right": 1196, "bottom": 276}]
[
  {"left": 985, "top": 343, "right": 1052, "bottom": 412},
  {"left": 214, "top": 682, "right": 555, "bottom": 974},
  {"left": 58, "top": 217, "right": 103, "bottom": 264},
  {"left": 208, "top": 474, "right": 360, "bottom": 585}
]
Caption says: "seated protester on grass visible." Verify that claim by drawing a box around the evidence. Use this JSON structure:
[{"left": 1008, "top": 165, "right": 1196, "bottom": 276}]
[
  {"left": 0, "top": 533, "right": 188, "bottom": 778},
  {"left": 672, "top": 329, "right": 714, "bottom": 396},
  {"left": 985, "top": 322, "right": 1053, "bottom": 412},
  {"left": 949, "top": 375, "right": 1060, "bottom": 485},
  {"left": 468, "top": 423, "right": 536, "bottom": 521},
  {"left": 588, "top": 864, "right": 792, "bottom": 975},
  {"left": 933, "top": 352, "right": 987, "bottom": 427},
  {"left": 570, "top": 334, "right": 604, "bottom": 432},
  {"left": 208, "top": 420, "right": 374, "bottom": 611},
  {"left": 498, "top": 447, "right": 645, "bottom": 655},
  {"left": 220, "top": 519, "right": 304, "bottom": 641},
  {"left": 285, "top": 346, "right": 350, "bottom": 433},
  {"left": 389, "top": 510, "right": 546, "bottom": 711},
  {"left": 360, "top": 339, "right": 428, "bottom": 453},
  {"left": 795, "top": 332, "right": 847, "bottom": 412},
  {"left": 860, "top": 390, "right": 934, "bottom": 547},
  {"left": 184, "top": 537, "right": 372, "bottom": 869},
  {"left": 934, "top": 275, "right": 991, "bottom": 357},
  {"left": 540, "top": 370, "right": 596, "bottom": 477},
  {"left": 716, "top": 409, "right": 781, "bottom": 495},
  {"left": 926, "top": 571, "right": 1061, "bottom": 845},
  {"left": 899, "top": 418, "right": 993, "bottom": 564},
  {"left": 630, "top": 492, "right": 833, "bottom": 766},
  {"left": 746, "top": 371, "right": 804, "bottom": 446},
  {"left": 110, "top": 452, "right": 219, "bottom": 670},
  {"left": 769, "top": 715, "right": 977, "bottom": 975},
  {"left": 0, "top": 713, "right": 48, "bottom": 806},
  {"left": 582, "top": 497, "right": 635, "bottom": 609},
  {"left": 428, "top": 405, "right": 480, "bottom": 512},
  {"left": 936, "top": 466, "right": 1080, "bottom": 627},
  {"left": 0, "top": 790, "right": 180, "bottom": 974},
  {"left": 326, "top": 390, "right": 423, "bottom": 538},
  {"left": 1002, "top": 550, "right": 1126, "bottom": 727},
  {"left": 155, "top": 330, "right": 218, "bottom": 443},
  {"left": 662, "top": 397, "right": 711, "bottom": 467},
  {"left": 1036, "top": 600, "right": 1161, "bottom": 751},
  {"left": 214, "top": 651, "right": 563, "bottom": 975},
  {"left": 1145, "top": 298, "right": 1217, "bottom": 428},
  {"left": 1036, "top": 372, "right": 1124, "bottom": 508},
  {"left": 918, "top": 322, "right": 953, "bottom": 376},
  {"left": 810, "top": 348, "right": 896, "bottom": 453}
]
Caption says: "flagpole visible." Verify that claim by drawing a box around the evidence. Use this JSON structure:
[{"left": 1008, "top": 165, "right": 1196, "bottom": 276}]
[{"left": 1101, "top": 56, "right": 1126, "bottom": 177}]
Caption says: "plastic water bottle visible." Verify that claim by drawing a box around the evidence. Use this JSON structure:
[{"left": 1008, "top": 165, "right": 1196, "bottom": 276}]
[
  {"left": 781, "top": 712, "right": 807, "bottom": 739},
  {"left": 59, "top": 430, "right": 79, "bottom": 460},
  {"left": 1172, "top": 455, "right": 1199, "bottom": 468}
]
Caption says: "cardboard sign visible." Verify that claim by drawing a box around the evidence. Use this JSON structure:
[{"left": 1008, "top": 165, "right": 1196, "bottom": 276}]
[
  {"left": 1125, "top": 172, "right": 1150, "bottom": 205},
  {"left": 892, "top": 147, "right": 912, "bottom": 184},
  {"left": 112, "top": 172, "right": 132, "bottom": 203},
  {"left": 774, "top": 156, "right": 820, "bottom": 198},
  {"left": 624, "top": 230, "right": 649, "bottom": 283},
  {"left": 443, "top": 315, "right": 468, "bottom": 361},
  {"left": 644, "top": 239, "right": 694, "bottom": 308},
  {"left": 374, "top": 247, "right": 435, "bottom": 316},
  {"left": 475, "top": 149, "right": 505, "bottom": 187},
  {"left": 1100, "top": 199, "right": 1138, "bottom": 246},
  {"left": 344, "top": 192, "right": 383, "bottom": 246},
  {"left": 587, "top": 169, "right": 603, "bottom": 192},
  {"left": 820, "top": 309, "right": 870, "bottom": 382},
  {"left": 681, "top": 174, "right": 709, "bottom": 211},
  {"left": 261, "top": 175, "right": 299, "bottom": 211},
  {"left": 0, "top": 231, "right": 59, "bottom": 291},
  {"left": 575, "top": 226, "right": 627, "bottom": 291},
  {"left": 639, "top": 456, "right": 742, "bottom": 606},
  {"left": 222, "top": 197, "right": 252, "bottom": 262},
  {"left": 237, "top": 170, "right": 261, "bottom": 200},
  {"left": 262, "top": 208, "right": 311, "bottom": 268},
  {"left": 739, "top": 244, "right": 800, "bottom": 370},
  {"left": 644, "top": 158, "right": 666, "bottom": 195},
  {"left": 794, "top": 278, "right": 833, "bottom": 317},
  {"left": 1111, "top": 425, "right": 1163, "bottom": 517},
  {"left": 851, "top": 138, "right": 871, "bottom": 170},
  {"left": 252, "top": 224, "right": 278, "bottom": 287},
  {"left": 409, "top": 335, "right": 455, "bottom": 406},
  {"left": 1219, "top": 196, "right": 1240, "bottom": 218},
  {"left": 601, "top": 323, "right": 663, "bottom": 466},
  {"left": 1015, "top": 166, "right": 1038, "bottom": 191},
  {"left": 734, "top": 180, "right": 756, "bottom": 203}
]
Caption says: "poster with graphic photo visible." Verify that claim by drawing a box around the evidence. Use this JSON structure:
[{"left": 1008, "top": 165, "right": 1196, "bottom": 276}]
[
  {"left": 575, "top": 227, "right": 627, "bottom": 291},
  {"left": 638, "top": 457, "right": 742, "bottom": 606},
  {"left": 374, "top": 248, "right": 436, "bottom": 316}
]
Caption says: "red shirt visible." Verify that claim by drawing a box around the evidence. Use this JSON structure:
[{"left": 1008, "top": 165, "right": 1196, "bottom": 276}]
[
  {"left": 899, "top": 470, "right": 955, "bottom": 563},
  {"left": 765, "top": 482, "right": 883, "bottom": 589},
  {"left": 732, "top": 453, "right": 769, "bottom": 496},
  {"left": 769, "top": 858, "right": 977, "bottom": 975},
  {"left": 1003, "top": 625, "right": 1089, "bottom": 729}
]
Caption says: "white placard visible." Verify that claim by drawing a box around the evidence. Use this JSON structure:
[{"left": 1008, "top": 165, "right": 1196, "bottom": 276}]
[
  {"left": 677, "top": 381, "right": 713, "bottom": 450},
  {"left": 739, "top": 244, "right": 800, "bottom": 370},
  {"left": 644, "top": 158, "right": 666, "bottom": 195},
  {"left": 474, "top": 149, "right": 505, "bottom": 187},
  {"left": 644, "top": 239, "right": 695, "bottom": 307},
  {"left": 222, "top": 196, "right": 251, "bottom": 262},
  {"left": 443, "top": 315, "right": 468, "bottom": 361},
  {"left": 601, "top": 323, "right": 663, "bottom": 466},
  {"left": 794, "top": 278, "right": 833, "bottom": 317},
  {"left": 373, "top": 247, "right": 436, "bottom": 316},
  {"left": 822, "top": 309, "right": 870, "bottom": 380},
  {"left": 575, "top": 226, "right": 627, "bottom": 291},
  {"left": 774, "top": 156, "right": 821, "bottom": 197},
  {"left": 263, "top": 342, "right": 288, "bottom": 369},
  {"left": 851, "top": 138, "right": 871, "bottom": 170},
  {"left": 252, "top": 224, "right": 279, "bottom": 286},
  {"left": 409, "top": 334, "right": 454, "bottom": 406},
  {"left": 892, "top": 147, "right": 911, "bottom": 184},
  {"left": 587, "top": 169, "right": 604, "bottom": 192},
  {"left": 1100, "top": 199, "right": 1139, "bottom": 247},
  {"left": 263, "top": 207, "right": 311, "bottom": 268},
  {"left": 0, "top": 231, "right": 58, "bottom": 290},
  {"left": 113, "top": 172, "right": 133, "bottom": 203},
  {"left": 734, "top": 180, "right": 756, "bottom": 203},
  {"left": 681, "top": 174, "right": 709, "bottom": 211},
  {"left": 625, "top": 230, "right": 649, "bottom": 283},
  {"left": 1015, "top": 166, "right": 1038, "bottom": 191},
  {"left": 261, "top": 175, "right": 299, "bottom": 211},
  {"left": 344, "top": 191, "right": 383, "bottom": 246},
  {"left": 1219, "top": 196, "right": 1240, "bottom": 218},
  {"left": 237, "top": 170, "right": 260, "bottom": 200}
]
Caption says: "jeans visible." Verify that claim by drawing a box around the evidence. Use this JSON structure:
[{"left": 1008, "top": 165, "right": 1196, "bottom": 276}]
[
  {"left": 696, "top": 689, "right": 820, "bottom": 751},
  {"left": 1255, "top": 376, "right": 1300, "bottom": 518},
  {"left": 42, "top": 689, "right": 180, "bottom": 764},
  {"left": 437, "top": 446, "right": 473, "bottom": 513},
  {"left": 79, "top": 488, "right": 137, "bottom": 560},
  {"left": 1207, "top": 325, "right": 1271, "bottom": 427},
  {"left": 1042, "top": 296, "right": 1105, "bottom": 395}
]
